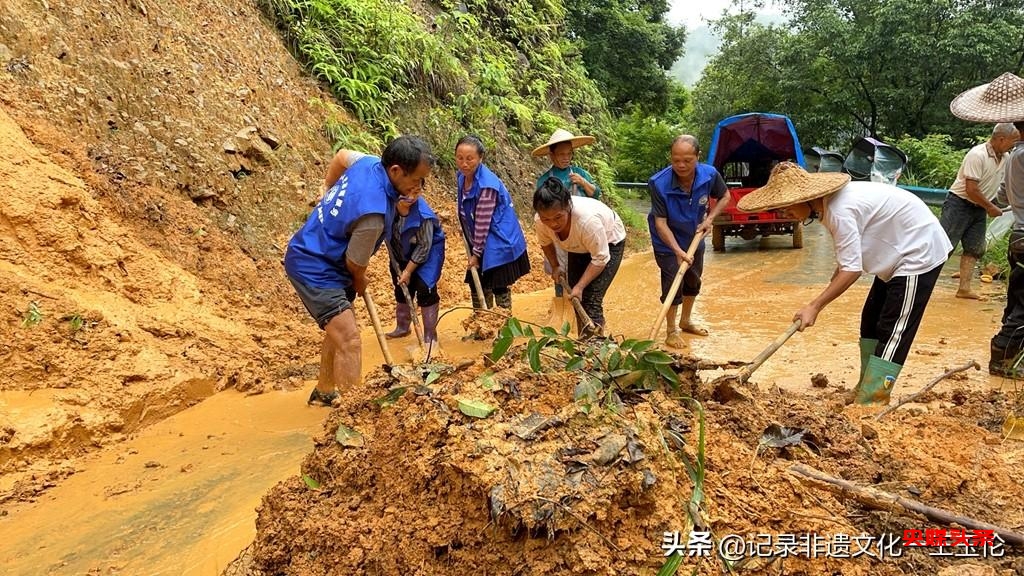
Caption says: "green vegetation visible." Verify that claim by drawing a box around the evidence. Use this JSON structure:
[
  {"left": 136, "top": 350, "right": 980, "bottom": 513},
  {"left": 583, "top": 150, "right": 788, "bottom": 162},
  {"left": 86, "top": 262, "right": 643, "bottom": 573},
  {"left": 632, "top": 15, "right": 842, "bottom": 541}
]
[
  {"left": 894, "top": 134, "right": 967, "bottom": 190},
  {"left": 21, "top": 301, "right": 43, "bottom": 328}
]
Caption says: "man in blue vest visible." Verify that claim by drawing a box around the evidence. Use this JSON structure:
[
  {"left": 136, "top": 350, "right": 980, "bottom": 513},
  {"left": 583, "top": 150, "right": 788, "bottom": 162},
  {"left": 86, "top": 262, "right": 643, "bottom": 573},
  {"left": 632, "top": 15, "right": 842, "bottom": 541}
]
[
  {"left": 648, "top": 135, "right": 731, "bottom": 348},
  {"left": 284, "top": 136, "right": 435, "bottom": 406}
]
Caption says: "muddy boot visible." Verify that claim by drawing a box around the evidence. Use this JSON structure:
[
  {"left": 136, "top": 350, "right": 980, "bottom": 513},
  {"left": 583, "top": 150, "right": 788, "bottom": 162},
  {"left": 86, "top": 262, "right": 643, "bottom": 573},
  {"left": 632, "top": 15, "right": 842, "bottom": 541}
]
[
  {"left": 859, "top": 338, "right": 879, "bottom": 382},
  {"left": 853, "top": 355, "right": 902, "bottom": 406},
  {"left": 385, "top": 303, "right": 412, "bottom": 339},
  {"left": 494, "top": 290, "right": 511, "bottom": 310},
  {"left": 421, "top": 303, "right": 440, "bottom": 355},
  {"left": 989, "top": 342, "right": 1024, "bottom": 377},
  {"left": 470, "top": 289, "right": 485, "bottom": 310},
  {"left": 307, "top": 388, "right": 340, "bottom": 407}
]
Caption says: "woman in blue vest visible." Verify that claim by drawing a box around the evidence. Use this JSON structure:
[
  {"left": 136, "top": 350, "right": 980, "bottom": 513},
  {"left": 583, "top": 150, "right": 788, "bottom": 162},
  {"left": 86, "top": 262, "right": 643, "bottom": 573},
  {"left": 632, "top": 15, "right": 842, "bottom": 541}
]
[
  {"left": 648, "top": 135, "right": 731, "bottom": 348},
  {"left": 384, "top": 196, "right": 446, "bottom": 353},
  {"left": 455, "top": 135, "right": 531, "bottom": 310}
]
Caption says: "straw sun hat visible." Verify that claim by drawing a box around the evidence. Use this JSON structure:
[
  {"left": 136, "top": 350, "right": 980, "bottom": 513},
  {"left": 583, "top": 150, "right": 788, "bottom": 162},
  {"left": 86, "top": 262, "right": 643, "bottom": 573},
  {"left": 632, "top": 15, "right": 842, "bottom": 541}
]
[
  {"left": 531, "top": 129, "right": 596, "bottom": 158},
  {"left": 737, "top": 162, "right": 851, "bottom": 213},
  {"left": 950, "top": 72, "right": 1024, "bottom": 123}
]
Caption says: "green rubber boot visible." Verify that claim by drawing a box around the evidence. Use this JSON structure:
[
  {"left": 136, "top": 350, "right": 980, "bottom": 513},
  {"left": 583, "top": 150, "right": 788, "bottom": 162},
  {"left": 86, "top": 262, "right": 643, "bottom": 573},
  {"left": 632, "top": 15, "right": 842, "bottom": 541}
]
[
  {"left": 859, "top": 338, "right": 879, "bottom": 382},
  {"left": 854, "top": 355, "right": 902, "bottom": 406}
]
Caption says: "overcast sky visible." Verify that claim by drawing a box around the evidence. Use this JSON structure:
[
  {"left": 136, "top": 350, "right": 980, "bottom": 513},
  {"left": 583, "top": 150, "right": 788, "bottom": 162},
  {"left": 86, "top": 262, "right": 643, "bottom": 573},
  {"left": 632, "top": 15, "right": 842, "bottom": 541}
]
[{"left": 667, "top": 0, "right": 783, "bottom": 29}]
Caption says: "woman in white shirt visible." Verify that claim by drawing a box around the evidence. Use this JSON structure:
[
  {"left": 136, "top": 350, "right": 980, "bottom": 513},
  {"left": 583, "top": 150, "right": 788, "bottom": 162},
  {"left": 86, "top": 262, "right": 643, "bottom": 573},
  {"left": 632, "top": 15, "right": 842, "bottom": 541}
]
[{"left": 534, "top": 177, "right": 627, "bottom": 337}]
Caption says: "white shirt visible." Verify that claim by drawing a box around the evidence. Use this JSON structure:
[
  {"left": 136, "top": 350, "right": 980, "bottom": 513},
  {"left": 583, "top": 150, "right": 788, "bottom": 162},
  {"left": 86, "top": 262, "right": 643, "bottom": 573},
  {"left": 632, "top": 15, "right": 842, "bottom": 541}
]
[
  {"left": 950, "top": 142, "right": 1004, "bottom": 202},
  {"left": 822, "top": 182, "right": 951, "bottom": 282},
  {"left": 535, "top": 196, "right": 627, "bottom": 266}
]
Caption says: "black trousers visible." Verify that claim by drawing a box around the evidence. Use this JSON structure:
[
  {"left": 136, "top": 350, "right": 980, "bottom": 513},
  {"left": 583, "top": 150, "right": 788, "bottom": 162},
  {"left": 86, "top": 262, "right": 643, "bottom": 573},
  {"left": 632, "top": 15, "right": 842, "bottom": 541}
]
[
  {"left": 993, "top": 231, "right": 1024, "bottom": 351},
  {"left": 860, "top": 263, "right": 943, "bottom": 366},
  {"left": 566, "top": 241, "right": 625, "bottom": 328}
]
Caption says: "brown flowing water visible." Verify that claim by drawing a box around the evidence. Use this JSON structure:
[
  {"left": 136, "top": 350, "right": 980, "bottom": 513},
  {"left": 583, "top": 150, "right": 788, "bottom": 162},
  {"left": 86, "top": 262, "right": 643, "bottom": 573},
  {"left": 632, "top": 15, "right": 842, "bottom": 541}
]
[{"left": 0, "top": 223, "right": 1012, "bottom": 575}]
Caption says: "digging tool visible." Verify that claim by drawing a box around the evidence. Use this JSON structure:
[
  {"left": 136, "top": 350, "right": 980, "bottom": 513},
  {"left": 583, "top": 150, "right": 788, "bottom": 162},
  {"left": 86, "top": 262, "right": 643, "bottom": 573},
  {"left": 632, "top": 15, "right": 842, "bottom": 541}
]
[
  {"left": 362, "top": 291, "right": 394, "bottom": 366},
  {"left": 460, "top": 229, "right": 488, "bottom": 309},
  {"left": 716, "top": 319, "right": 802, "bottom": 386},
  {"left": 648, "top": 231, "right": 707, "bottom": 341},
  {"left": 557, "top": 272, "right": 597, "bottom": 336},
  {"left": 386, "top": 247, "right": 425, "bottom": 353}
]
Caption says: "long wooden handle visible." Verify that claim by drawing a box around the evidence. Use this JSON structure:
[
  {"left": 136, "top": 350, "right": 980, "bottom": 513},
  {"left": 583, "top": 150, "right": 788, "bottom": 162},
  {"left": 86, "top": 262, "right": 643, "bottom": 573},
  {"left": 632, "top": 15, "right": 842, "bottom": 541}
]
[
  {"left": 386, "top": 248, "right": 424, "bottom": 350},
  {"left": 460, "top": 232, "right": 488, "bottom": 309},
  {"left": 362, "top": 291, "right": 394, "bottom": 366},
  {"left": 558, "top": 273, "right": 596, "bottom": 332},
  {"left": 736, "top": 319, "right": 802, "bottom": 383},
  {"left": 648, "top": 231, "right": 706, "bottom": 340}
]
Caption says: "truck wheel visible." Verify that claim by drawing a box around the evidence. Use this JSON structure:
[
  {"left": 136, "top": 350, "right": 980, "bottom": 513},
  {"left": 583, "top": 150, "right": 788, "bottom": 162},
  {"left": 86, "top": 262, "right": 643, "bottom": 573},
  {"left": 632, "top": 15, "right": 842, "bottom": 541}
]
[
  {"left": 712, "top": 225, "right": 725, "bottom": 252},
  {"left": 792, "top": 222, "right": 804, "bottom": 249}
]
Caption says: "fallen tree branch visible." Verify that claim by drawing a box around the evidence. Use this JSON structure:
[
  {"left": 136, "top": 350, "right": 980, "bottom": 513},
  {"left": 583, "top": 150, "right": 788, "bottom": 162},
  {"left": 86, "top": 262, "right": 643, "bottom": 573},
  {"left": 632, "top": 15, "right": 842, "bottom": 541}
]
[
  {"left": 787, "top": 463, "right": 1024, "bottom": 546},
  {"left": 874, "top": 360, "right": 980, "bottom": 421}
]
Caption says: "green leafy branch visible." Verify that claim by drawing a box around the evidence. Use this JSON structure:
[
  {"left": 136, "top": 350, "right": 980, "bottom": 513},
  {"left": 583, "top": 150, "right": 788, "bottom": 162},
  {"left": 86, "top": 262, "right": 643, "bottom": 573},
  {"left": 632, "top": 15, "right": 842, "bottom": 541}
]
[{"left": 489, "top": 316, "right": 680, "bottom": 413}]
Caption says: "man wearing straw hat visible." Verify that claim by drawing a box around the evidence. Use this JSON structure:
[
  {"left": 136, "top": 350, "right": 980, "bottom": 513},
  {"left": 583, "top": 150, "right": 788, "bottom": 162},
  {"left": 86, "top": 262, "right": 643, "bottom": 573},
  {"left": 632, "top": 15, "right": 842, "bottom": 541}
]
[
  {"left": 738, "top": 163, "right": 951, "bottom": 405},
  {"left": 533, "top": 129, "right": 602, "bottom": 325},
  {"left": 950, "top": 72, "right": 1024, "bottom": 376}
]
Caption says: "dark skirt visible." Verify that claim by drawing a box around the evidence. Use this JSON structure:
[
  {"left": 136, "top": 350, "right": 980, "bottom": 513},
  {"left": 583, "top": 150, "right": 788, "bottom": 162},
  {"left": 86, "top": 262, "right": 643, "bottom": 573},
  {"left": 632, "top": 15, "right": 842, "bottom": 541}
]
[{"left": 466, "top": 250, "right": 531, "bottom": 290}]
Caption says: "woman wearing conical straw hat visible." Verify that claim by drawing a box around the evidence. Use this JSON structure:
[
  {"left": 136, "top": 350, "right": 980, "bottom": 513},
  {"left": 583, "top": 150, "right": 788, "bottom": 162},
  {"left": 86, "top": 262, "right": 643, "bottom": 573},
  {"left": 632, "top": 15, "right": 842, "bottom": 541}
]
[
  {"left": 738, "top": 163, "right": 951, "bottom": 405},
  {"left": 533, "top": 129, "right": 602, "bottom": 326},
  {"left": 950, "top": 72, "right": 1024, "bottom": 377}
]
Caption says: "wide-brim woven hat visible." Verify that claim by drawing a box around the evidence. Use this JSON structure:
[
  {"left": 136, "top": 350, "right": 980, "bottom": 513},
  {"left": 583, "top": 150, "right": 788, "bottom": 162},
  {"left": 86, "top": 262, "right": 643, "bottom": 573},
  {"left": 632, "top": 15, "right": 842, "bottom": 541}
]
[
  {"left": 531, "top": 129, "right": 596, "bottom": 158},
  {"left": 950, "top": 72, "right": 1024, "bottom": 122},
  {"left": 737, "top": 162, "right": 850, "bottom": 212}
]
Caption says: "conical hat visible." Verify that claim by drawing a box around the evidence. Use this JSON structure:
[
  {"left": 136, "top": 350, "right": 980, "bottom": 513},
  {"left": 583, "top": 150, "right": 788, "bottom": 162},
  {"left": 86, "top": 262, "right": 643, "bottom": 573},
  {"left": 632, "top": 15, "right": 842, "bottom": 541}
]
[
  {"left": 531, "top": 129, "right": 596, "bottom": 158},
  {"left": 950, "top": 72, "right": 1024, "bottom": 123},
  {"left": 737, "top": 162, "right": 850, "bottom": 212}
]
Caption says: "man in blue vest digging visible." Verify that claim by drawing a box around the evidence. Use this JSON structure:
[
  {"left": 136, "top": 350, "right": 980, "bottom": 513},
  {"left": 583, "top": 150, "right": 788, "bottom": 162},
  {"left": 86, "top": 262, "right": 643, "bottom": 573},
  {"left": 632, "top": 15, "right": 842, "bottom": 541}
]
[{"left": 284, "top": 136, "right": 435, "bottom": 406}]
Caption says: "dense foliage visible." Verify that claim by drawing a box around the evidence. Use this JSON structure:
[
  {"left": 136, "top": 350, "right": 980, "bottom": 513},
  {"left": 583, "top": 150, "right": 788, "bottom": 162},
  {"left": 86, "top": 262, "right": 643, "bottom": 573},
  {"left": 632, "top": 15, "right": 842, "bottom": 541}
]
[
  {"left": 690, "top": 0, "right": 1024, "bottom": 148},
  {"left": 564, "top": 0, "right": 687, "bottom": 115}
]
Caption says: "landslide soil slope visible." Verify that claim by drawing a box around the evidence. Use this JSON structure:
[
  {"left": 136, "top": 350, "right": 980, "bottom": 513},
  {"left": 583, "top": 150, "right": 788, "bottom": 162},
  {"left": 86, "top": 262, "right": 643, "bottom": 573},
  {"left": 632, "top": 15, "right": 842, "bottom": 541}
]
[{"left": 0, "top": 0, "right": 549, "bottom": 504}]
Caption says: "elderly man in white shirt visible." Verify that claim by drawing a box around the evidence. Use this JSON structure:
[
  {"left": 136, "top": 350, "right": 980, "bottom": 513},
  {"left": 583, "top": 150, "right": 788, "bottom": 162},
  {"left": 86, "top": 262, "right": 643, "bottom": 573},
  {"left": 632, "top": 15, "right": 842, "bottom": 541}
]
[
  {"left": 739, "top": 163, "right": 951, "bottom": 406},
  {"left": 939, "top": 122, "right": 1018, "bottom": 299},
  {"left": 534, "top": 177, "right": 627, "bottom": 338}
]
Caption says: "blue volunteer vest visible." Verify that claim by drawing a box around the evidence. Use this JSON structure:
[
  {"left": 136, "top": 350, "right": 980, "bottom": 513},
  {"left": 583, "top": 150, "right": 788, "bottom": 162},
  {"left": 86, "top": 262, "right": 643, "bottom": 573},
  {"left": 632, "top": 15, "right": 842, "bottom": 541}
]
[
  {"left": 396, "top": 197, "right": 446, "bottom": 289},
  {"left": 284, "top": 156, "right": 397, "bottom": 288},
  {"left": 457, "top": 163, "right": 528, "bottom": 272},
  {"left": 647, "top": 162, "right": 718, "bottom": 254}
]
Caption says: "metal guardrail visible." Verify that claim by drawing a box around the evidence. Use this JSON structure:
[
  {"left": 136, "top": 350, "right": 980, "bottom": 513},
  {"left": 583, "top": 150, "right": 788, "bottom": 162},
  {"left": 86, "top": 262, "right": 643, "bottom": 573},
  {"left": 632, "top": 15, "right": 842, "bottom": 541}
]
[{"left": 612, "top": 182, "right": 948, "bottom": 207}]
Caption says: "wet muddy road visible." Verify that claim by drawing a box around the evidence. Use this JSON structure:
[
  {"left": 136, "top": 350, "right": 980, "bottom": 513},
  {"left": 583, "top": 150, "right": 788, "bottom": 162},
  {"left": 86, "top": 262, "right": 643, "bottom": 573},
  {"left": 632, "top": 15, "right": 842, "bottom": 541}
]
[{"left": 0, "top": 223, "right": 1010, "bottom": 575}]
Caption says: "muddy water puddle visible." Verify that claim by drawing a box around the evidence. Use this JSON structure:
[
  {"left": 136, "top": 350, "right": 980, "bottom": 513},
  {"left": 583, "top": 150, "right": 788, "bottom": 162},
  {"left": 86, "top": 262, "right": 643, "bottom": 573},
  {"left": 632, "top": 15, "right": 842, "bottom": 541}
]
[{"left": 1, "top": 221, "right": 1017, "bottom": 575}]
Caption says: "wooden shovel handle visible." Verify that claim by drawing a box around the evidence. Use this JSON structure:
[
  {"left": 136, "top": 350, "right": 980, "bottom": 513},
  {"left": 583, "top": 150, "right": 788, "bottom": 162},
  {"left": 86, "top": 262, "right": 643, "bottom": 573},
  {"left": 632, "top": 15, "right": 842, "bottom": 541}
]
[
  {"left": 648, "top": 230, "right": 706, "bottom": 341},
  {"left": 736, "top": 319, "right": 802, "bottom": 383},
  {"left": 386, "top": 248, "right": 424, "bottom": 350},
  {"left": 362, "top": 291, "right": 394, "bottom": 366},
  {"left": 558, "top": 273, "right": 596, "bottom": 333},
  {"left": 459, "top": 231, "right": 488, "bottom": 309}
]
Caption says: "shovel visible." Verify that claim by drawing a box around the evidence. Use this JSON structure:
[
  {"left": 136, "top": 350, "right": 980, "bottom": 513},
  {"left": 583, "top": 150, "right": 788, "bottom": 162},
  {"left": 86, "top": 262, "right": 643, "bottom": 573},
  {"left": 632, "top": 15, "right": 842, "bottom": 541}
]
[
  {"left": 557, "top": 273, "right": 597, "bottom": 336},
  {"left": 362, "top": 291, "right": 394, "bottom": 367},
  {"left": 386, "top": 247, "right": 426, "bottom": 359},
  {"left": 648, "top": 231, "right": 707, "bottom": 341},
  {"left": 459, "top": 229, "right": 488, "bottom": 310},
  {"left": 715, "top": 319, "right": 802, "bottom": 386}
]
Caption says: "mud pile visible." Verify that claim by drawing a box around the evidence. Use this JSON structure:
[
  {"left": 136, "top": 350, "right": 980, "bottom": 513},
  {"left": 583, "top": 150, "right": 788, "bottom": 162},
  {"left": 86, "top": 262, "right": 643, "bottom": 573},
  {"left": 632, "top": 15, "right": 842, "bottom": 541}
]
[{"left": 228, "top": 340, "right": 1024, "bottom": 575}]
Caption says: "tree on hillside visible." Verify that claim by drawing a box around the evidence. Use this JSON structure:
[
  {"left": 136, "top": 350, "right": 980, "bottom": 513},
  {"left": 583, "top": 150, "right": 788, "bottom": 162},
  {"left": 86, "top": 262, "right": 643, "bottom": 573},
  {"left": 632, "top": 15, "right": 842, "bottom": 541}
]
[
  {"left": 690, "top": 0, "right": 1024, "bottom": 147},
  {"left": 564, "top": 0, "right": 687, "bottom": 115}
]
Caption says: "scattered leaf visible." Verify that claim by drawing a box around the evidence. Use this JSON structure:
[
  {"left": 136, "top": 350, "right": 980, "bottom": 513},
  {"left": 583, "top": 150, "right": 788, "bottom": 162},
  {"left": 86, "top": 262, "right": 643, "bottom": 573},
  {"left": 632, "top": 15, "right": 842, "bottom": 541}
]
[
  {"left": 424, "top": 371, "right": 440, "bottom": 385},
  {"left": 759, "top": 424, "right": 812, "bottom": 449},
  {"left": 457, "top": 397, "right": 496, "bottom": 418},
  {"left": 301, "top": 473, "right": 321, "bottom": 490},
  {"left": 642, "top": 350, "right": 674, "bottom": 365},
  {"left": 373, "top": 386, "right": 408, "bottom": 408},
  {"left": 335, "top": 424, "right": 365, "bottom": 448},
  {"left": 478, "top": 370, "right": 499, "bottom": 390}
]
